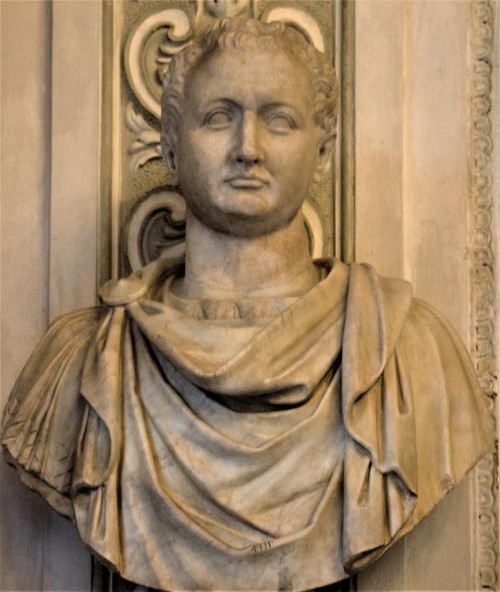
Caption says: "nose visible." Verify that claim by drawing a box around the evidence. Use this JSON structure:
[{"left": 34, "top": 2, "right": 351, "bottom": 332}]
[{"left": 233, "top": 112, "right": 263, "bottom": 166}]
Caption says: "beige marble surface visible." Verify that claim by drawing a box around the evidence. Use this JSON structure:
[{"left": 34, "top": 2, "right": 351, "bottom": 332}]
[{"left": 1, "top": 2, "right": 92, "bottom": 590}]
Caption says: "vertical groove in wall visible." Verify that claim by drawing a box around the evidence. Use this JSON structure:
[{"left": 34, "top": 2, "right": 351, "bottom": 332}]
[
  {"left": 468, "top": 1, "right": 498, "bottom": 589},
  {"left": 401, "top": 0, "right": 411, "bottom": 285},
  {"left": 44, "top": 0, "right": 53, "bottom": 330},
  {"left": 99, "top": 0, "right": 117, "bottom": 287},
  {"left": 339, "top": 0, "right": 355, "bottom": 264},
  {"left": 49, "top": 1, "right": 102, "bottom": 318},
  {"left": 333, "top": 0, "right": 341, "bottom": 259},
  {"left": 110, "top": 1, "right": 123, "bottom": 281}
]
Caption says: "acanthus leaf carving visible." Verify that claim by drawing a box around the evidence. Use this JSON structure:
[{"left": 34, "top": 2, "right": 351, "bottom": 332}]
[
  {"left": 204, "top": 0, "right": 251, "bottom": 19},
  {"left": 125, "top": 102, "right": 162, "bottom": 172}
]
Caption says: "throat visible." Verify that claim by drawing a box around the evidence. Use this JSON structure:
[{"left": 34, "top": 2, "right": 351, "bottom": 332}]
[{"left": 174, "top": 211, "right": 320, "bottom": 300}]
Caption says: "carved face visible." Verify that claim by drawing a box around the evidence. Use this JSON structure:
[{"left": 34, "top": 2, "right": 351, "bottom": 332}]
[{"left": 173, "top": 48, "right": 331, "bottom": 238}]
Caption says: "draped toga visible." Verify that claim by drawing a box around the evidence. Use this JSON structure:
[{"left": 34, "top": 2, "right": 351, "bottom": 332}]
[{"left": 2, "top": 258, "right": 493, "bottom": 591}]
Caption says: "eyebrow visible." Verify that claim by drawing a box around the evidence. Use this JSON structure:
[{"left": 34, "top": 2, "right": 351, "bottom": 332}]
[
  {"left": 198, "top": 98, "right": 239, "bottom": 111},
  {"left": 259, "top": 102, "right": 302, "bottom": 113},
  {"left": 199, "top": 99, "right": 303, "bottom": 115}
]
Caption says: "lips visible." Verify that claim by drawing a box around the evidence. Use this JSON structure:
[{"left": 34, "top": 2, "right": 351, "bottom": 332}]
[{"left": 226, "top": 176, "right": 269, "bottom": 190}]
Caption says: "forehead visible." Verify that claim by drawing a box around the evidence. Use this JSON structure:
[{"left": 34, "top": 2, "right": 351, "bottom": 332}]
[{"left": 184, "top": 48, "right": 315, "bottom": 112}]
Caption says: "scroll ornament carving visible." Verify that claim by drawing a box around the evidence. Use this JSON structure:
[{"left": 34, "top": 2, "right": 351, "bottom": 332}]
[
  {"left": 469, "top": 1, "right": 498, "bottom": 589},
  {"left": 123, "top": 2, "right": 329, "bottom": 269},
  {"left": 124, "top": 8, "right": 192, "bottom": 120},
  {"left": 126, "top": 190, "right": 186, "bottom": 270}
]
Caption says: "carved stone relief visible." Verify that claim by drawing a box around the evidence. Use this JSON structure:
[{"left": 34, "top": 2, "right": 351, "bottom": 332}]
[{"left": 469, "top": 1, "right": 498, "bottom": 588}]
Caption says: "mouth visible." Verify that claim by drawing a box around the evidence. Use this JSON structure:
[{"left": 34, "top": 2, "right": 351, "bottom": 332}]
[{"left": 225, "top": 176, "right": 269, "bottom": 190}]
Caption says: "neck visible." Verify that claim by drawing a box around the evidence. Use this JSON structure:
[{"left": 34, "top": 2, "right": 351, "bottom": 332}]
[{"left": 174, "top": 211, "right": 318, "bottom": 299}]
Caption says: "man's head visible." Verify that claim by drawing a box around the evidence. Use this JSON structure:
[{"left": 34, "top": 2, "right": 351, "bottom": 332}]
[
  {"left": 160, "top": 18, "right": 339, "bottom": 238},
  {"left": 161, "top": 18, "right": 339, "bottom": 175}
]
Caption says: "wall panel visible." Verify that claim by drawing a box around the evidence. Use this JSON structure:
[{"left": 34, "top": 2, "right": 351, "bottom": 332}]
[
  {"left": 1, "top": 1, "right": 101, "bottom": 589},
  {"left": 356, "top": 1, "right": 495, "bottom": 590},
  {"left": 354, "top": 0, "right": 405, "bottom": 278}
]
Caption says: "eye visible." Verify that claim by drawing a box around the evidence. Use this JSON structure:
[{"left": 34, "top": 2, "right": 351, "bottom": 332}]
[
  {"left": 267, "top": 113, "right": 295, "bottom": 133},
  {"left": 204, "top": 109, "right": 233, "bottom": 128}
]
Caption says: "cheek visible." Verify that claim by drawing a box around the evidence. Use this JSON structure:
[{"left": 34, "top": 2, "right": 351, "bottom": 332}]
[
  {"left": 177, "top": 142, "right": 210, "bottom": 187},
  {"left": 178, "top": 138, "right": 204, "bottom": 170},
  {"left": 300, "top": 143, "right": 320, "bottom": 184},
  {"left": 181, "top": 135, "right": 230, "bottom": 179},
  {"left": 284, "top": 133, "right": 317, "bottom": 166},
  {"left": 283, "top": 144, "right": 317, "bottom": 186}
]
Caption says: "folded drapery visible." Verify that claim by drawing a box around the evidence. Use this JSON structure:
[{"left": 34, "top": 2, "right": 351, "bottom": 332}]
[{"left": 2, "top": 258, "right": 493, "bottom": 591}]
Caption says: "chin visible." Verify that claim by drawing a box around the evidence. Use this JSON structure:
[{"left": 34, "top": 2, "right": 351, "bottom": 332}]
[
  {"left": 207, "top": 210, "right": 297, "bottom": 239},
  {"left": 217, "top": 191, "right": 271, "bottom": 216}
]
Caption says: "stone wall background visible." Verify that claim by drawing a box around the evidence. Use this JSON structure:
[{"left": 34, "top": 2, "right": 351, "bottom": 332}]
[{"left": 1, "top": 2, "right": 93, "bottom": 590}]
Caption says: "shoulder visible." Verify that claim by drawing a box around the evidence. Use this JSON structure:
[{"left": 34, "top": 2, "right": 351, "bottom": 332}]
[
  {"left": 2, "top": 306, "right": 105, "bottom": 414},
  {"left": 45, "top": 306, "right": 106, "bottom": 345},
  {"left": 2, "top": 306, "right": 106, "bottom": 518},
  {"left": 397, "top": 296, "right": 493, "bottom": 475},
  {"left": 5, "top": 307, "right": 105, "bottom": 400},
  {"left": 396, "top": 296, "right": 488, "bottom": 427},
  {"left": 99, "top": 257, "right": 183, "bottom": 306},
  {"left": 9, "top": 307, "right": 108, "bottom": 395},
  {"left": 400, "top": 297, "right": 476, "bottom": 369}
]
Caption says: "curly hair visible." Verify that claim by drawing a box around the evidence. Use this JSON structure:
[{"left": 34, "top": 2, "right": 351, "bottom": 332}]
[{"left": 160, "top": 18, "right": 339, "bottom": 172}]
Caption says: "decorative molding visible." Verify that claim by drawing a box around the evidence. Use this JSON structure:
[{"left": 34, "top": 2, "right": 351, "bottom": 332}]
[
  {"left": 302, "top": 201, "right": 325, "bottom": 260},
  {"left": 205, "top": 0, "right": 251, "bottom": 19},
  {"left": 124, "top": 8, "right": 193, "bottom": 119},
  {"left": 468, "top": 1, "right": 498, "bottom": 589},
  {"left": 338, "top": 0, "right": 355, "bottom": 264},
  {"left": 125, "top": 102, "right": 161, "bottom": 171},
  {"left": 261, "top": 6, "right": 325, "bottom": 52},
  {"left": 126, "top": 190, "right": 186, "bottom": 270}
]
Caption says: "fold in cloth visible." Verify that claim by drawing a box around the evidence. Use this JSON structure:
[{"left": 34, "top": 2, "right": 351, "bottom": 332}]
[{"left": 2, "top": 258, "right": 493, "bottom": 591}]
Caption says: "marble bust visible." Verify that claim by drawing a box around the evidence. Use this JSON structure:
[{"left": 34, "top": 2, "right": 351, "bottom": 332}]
[{"left": 2, "top": 17, "right": 494, "bottom": 592}]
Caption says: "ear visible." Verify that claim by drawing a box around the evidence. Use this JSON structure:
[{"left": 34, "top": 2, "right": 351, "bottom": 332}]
[
  {"left": 160, "top": 133, "right": 179, "bottom": 185},
  {"left": 313, "top": 134, "right": 334, "bottom": 183}
]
